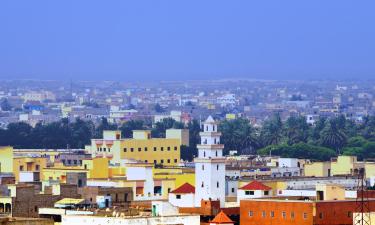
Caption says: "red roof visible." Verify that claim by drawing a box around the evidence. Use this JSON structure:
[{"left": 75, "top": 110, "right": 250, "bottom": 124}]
[
  {"left": 211, "top": 210, "right": 233, "bottom": 224},
  {"left": 239, "top": 180, "right": 272, "bottom": 191},
  {"left": 170, "top": 182, "right": 195, "bottom": 194}
]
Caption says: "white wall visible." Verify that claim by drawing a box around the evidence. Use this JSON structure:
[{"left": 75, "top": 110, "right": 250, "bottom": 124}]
[
  {"left": 152, "top": 201, "right": 179, "bottom": 216},
  {"left": 169, "top": 193, "right": 195, "bottom": 208},
  {"left": 61, "top": 215, "right": 200, "bottom": 225},
  {"left": 237, "top": 190, "right": 271, "bottom": 203},
  {"left": 278, "top": 158, "right": 298, "bottom": 168},
  {"left": 127, "top": 166, "right": 154, "bottom": 195}
]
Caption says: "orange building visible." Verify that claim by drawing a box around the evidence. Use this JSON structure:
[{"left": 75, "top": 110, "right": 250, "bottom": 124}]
[{"left": 240, "top": 199, "right": 375, "bottom": 225}]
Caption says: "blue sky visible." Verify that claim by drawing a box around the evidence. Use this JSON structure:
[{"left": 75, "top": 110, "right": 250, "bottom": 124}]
[{"left": 0, "top": 1, "right": 374, "bottom": 81}]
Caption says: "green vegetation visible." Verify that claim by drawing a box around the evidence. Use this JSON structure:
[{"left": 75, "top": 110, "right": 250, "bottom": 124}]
[{"left": 0, "top": 114, "right": 375, "bottom": 161}]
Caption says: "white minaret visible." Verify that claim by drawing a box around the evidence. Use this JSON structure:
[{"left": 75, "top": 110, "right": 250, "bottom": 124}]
[{"left": 195, "top": 116, "right": 226, "bottom": 207}]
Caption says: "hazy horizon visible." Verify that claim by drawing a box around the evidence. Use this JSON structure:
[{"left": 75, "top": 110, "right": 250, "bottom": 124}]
[{"left": 1, "top": 0, "right": 374, "bottom": 81}]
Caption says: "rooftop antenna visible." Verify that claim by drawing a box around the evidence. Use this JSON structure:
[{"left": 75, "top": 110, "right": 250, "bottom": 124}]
[{"left": 354, "top": 168, "right": 371, "bottom": 225}]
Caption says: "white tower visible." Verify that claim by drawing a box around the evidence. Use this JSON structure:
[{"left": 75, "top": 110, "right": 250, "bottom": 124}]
[{"left": 194, "top": 116, "right": 226, "bottom": 207}]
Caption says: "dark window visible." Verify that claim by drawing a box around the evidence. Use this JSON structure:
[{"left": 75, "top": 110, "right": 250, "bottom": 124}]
[
  {"left": 264, "top": 191, "right": 269, "bottom": 195},
  {"left": 167, "top": 159, "right": 171, "bottom": 163},
  {"left": 154, "top": 160, "right": 157, "bottom": 164},
  {"left": 131, "top": 148, "right": 134, "bottom": 152},
  {"left": 167, "top": 147, "right": 170, "bottom": 151},
  {"left": 35, "top": 165, "right": 40, "bottom": 171},
  {"left": 20, "top": 165, "right": 24, "bottom": 171},
  {"left": 161, "top": 159, "right": 164, "bottom": 163},
  {"left": 217, "top": 181, "right": 219, "bottom": 188},
  {"left": 217, "top": 164, "right": 219, "bottom": 170},
  {"left": 174, "top": 159, "right": 178, "bottom": 163},
  {"left": 270, "top": 211, "right": 274, "bottom": 217},
  {"left": 124, "top": 148, "right": 127, "bottom": 152},
  {"left": 161, "top": 147, "right": 164, "bottom": 151},
  {"left": 145, "top": 147, "right": 148, "bottom": 151},
  {"left": 154, "top": 147, "right": 157, "bottom": 151},
  {"left": 138, "top": 148, "right": 141, "bottom": 152},
  {"left": 231, "top": 188, "right": 235, "bottom": 193},
  {"left": 176, "top": 195, "right": 181, "bottom": 199},
  {"left": 174, "top": 146, "right": 177, "bottom": 150}
]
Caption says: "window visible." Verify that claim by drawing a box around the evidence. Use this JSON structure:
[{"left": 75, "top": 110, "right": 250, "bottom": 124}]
[
  {"left": 248, "top": 211, "right": 253, "bottom": 217},
  {"left": 20, "top": 165, "right": 24, "bottom": 171},
  {"left": 154, "top": 147, "right": 157, "bottom": 151},
  {"left": 167, "top": 159, "right": 171, "bottom": 163},
  {"left": 264, "top": 191, "right": 269, "bottom": 195},
  {"left": 35, "top": 165, "right": 40, "bottom": 171},
  {"left": 103, "top": 148, "right": 106, "bottom": 152},
  {"left": 145, "top": 147, "right": 148, "bottom": 151},
  {"left": 217, "top": 164, "right": 219, "bottom": 170},
  {"left": 174, "top": 146, "right": 177, "bottom": 150},
  {"left": 303, "top": 213, "right": 307, "bottom": 220},
  {"left": 174, "top": 159, "right": 178, "bottom": 163},
  {"left": 270, "top": 211, "right": 274, "bottom": 217},
  {"left": 124, "top": 148, "right": 127, "bottom": 152},
  {"left": 168, "top": 188, "right": 171, "bottom": 193},
  {"left": 202, "top": 165, "right": 204, "bottom": 170},
  {"left": 204, "top": 151, "right": 206, "bottom": 157},
  {"left": 291, "top": 212, "right": 295, "bottom": 219},
  {"left": 167, "top": 147, "right": 170, "bottom": 151},
  {"left": 319, "top": 212, "right": 323, "bottom": 219},
  {"left": 68, "top": 160, "right": 71, "bottom": 164},
  {"left": 217, "top": 181, "right": 219, "bottom": 188},
  {"left": 161, "top": 159, "right": 164, "bottom": 163},
  {"left": 201, "top": 182, "right": 204, "bottom": 187},
  {"left": 108, "top": 148, "right": 111, "bottom": 152},
  {"left": 73, "top": 160, "right": 77, "bottom": 165},
  {"left": 215, "top": 151, "right": 218, "bottom": 157},
  {"left": 138, "top": 147, "right": 141, "bottom": 152},
  {"left": 161, "top": 147, "right": 164, "bottom": 151},
  {"left": 262, "top": 211, "right": 266, "bottom": 218},
  {"left": 145, "top": 160, "right": 148, "bottom": 163},
  {"left": 347, "top": 211, "right": 352, "bottom": 217},
  {"left": 282, "top": 211, "right": 286, "bottom": 219},
  {"left": 245, "top": 191, "right": 254, "bottom": 195},
  {"left": 176, "top": 195, "right": 181, "bottom": 199},
  {"left": 154, "top": 160, "right": 157, "bottom": 164},
  {"left": 131, "top": 148, "right": 134, "bottom": 152},
  {"left": 231, "top": 188, "right": 235, "bottom": 193}
]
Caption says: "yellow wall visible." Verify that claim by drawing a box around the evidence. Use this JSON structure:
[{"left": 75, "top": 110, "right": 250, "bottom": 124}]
[
  {"left": 13, "top": 157, "right": 47, "bottom": 181},
  {"left": 0, "top": 146, "right": 13, "bottom": 173},
  {"left": 331, "top": 156, "right": 357, "bottom": 175},
  {"left": 120, "top": 138, "right": 180, "bottom": 166},
  {"left": 365, "top": 163, "right": 375, "bottom": 179},
  {"left": 89, "top": 130, "right": 181, "bottom": 166},
  {"left": 153, "top": 171, "right": 195, "bottom": 187},
  {"left": 82, "top": 158, "right": 109, "bottom": 179},
  {"left": 304, "top": 162, "right": 331, "bottom": 177}
]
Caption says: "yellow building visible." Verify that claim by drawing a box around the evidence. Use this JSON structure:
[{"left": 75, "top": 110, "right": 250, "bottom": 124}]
[
  {"left": 331, "top": 155, "right": 361, "bottom": 176},
  {"left": 13, "top": 157, "right": 47, "bottom": 182},
  {"left": 365, "top": 162, "right": 375, "bottom": 179},
  {"left": 88, "top": 130, "right": 181, "bottom": 166},
  {"left": 153, "top": 167, "right": 195, "bottom": 187},
  {"left": 82, "top": 157, "right": 109, "bottom": 179},
  {"left": 304, "top": 161, "right": 331, "bottom": 177},
  {"left": 0, "top": 146, "right": 13, "bottom": 173},
  {"left": 42, "top": 167, "right": 87, "bottom": 183}
]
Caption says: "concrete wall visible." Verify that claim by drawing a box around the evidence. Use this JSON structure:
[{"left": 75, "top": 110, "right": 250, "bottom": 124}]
[
  {"left": 169, "top": 193, "right": 195, "bottom": 208},
  {"left": 61, "top": 214, "right": 200, "bottom": 225}
]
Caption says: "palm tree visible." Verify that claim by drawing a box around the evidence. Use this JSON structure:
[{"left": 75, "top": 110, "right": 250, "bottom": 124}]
[
  {"left": 260, "top": 114, "right": 283, "bottom": 146},
  {"left": 320, "top": 119, "right": 347, "bottom": 154}
]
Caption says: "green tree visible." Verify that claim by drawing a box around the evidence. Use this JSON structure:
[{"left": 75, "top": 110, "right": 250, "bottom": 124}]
[
  {"left": 320, "top": 119, "right": 347, "bottom": 154},
  {"left": 285, "top": 116, "right": 309, "bottom": 145},
  {"left": 260, "top": 114, "right": 283, "bottom": 146},
  {"left": 120, "top": 120, "right": 145, "bottom": 138}
]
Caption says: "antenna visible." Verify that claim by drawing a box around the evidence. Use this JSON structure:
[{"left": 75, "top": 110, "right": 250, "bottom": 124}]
[{"left": 354, "top": 168, "right": 371, "bottom": 225}]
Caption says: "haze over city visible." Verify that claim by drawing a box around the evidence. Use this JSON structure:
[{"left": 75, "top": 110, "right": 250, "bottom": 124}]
[
  {"left": 1, "top": 1, "right": 375, "bottom": 225},
  {"left": 1, "top": 0, "right": 375, "bottom": 81}
]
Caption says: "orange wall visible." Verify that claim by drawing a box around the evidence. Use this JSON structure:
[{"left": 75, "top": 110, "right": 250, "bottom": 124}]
[{"left": 240, "top": 200, "right": 314, "bottom": 225}]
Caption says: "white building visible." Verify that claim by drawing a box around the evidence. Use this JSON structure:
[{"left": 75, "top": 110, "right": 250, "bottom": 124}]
[
  {"left": 237, "top": 180, "right": 272, "bottom": 203},
  {"left": 270, "top": 158, "right": 302, "bottom": 177},
  {"left": 194, "top": 116, "right": 226, "bottom": 207},
  {"left": 168, "top": 183, "right": 195, "bottom": 207}
]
